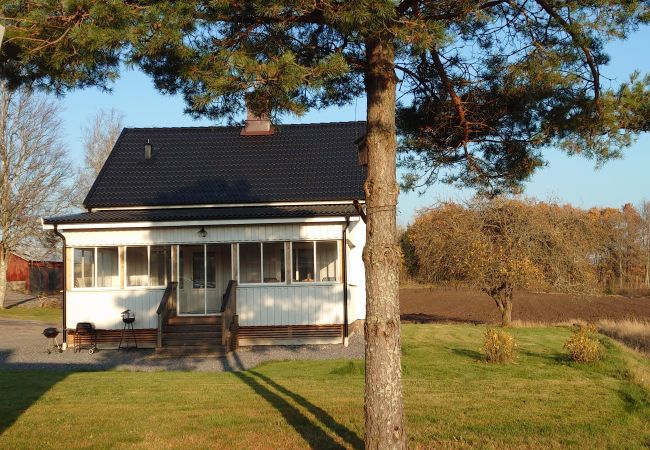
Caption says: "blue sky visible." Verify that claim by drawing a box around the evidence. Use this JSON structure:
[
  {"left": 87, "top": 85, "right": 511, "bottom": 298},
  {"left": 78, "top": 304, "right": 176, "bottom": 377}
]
[{"left": 56, "top": 28, "right": 649, "bottom": 226}]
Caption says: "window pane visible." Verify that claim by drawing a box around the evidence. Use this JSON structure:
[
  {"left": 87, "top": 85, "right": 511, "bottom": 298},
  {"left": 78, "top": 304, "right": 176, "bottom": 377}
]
[
  {"left": 97, "top": 247, "right": 119, "bottom": 288},
  {"left": 316, "top": 241, "right": 339, "bottom": 282},
  {"left": 206, "top": 244, "right": 231, "bottom": 313},
  {"left": 150, "top": 246, "right": 171, "bottom": 287},
  {"left": 239, "top": 243, "right": 261, "bottom": 283},
  {"left": 73, "top": 248, "right": 95, "bottom": 288},
  {"left": 263, "top": 243, "right": 285, "bottom": 283},
  {"left": 292, "top": 242, "right": 315, "bottom": 282},
  {"left": 192, "top": 251, "right": 205, "bottom": 288},
  {"left": 126, "top": 247, "right": 148, "bottom": 286}
]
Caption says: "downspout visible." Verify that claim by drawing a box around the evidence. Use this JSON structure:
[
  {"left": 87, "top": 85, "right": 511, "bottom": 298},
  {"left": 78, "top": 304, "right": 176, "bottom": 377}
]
[
  {"left": 342, "top": 216, "right": 349, "bottom": 347},
  {"left": 53, "top": 224, "right": 66, "bottom": 347}
]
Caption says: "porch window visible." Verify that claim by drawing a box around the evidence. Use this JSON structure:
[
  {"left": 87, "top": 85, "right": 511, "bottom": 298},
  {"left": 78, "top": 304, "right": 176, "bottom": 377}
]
[
  {"left": 239, "top": 243, "right": 261, "bottom": 283},
  {"left": 292, "top": 241, "right": 340, "bottom": 283},
  {"left": 150, "top": 246, "right": 171, "bottom": 287},
  {"left": 316, "top": 241, "right": 339, "bottom": 282},
  {"left": 126, "top": 247, "right": 148, "bottom": 287},
  {"left": 292, "top": 242, "right": 315, "bottom": 282},
  {"left": 263, "top": 243, "right": 285, "bottom": 283},
  {"left": 73, "top": 247, "right": 119, "bottom": 288},
  {"left": 238, "top": 242, "right": 286, "bottom": 284},
  {"left": 97, "top": 247, "right": 119, "bottom": 288},
  {"left": 126, "top": 245, "right": 171, "bottom": 287},
  {"left": 73, "top": 248, "right": 95, "bottom": 288}
]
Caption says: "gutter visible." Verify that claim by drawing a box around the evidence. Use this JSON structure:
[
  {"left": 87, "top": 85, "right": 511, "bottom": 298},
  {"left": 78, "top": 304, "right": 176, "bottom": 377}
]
[
  {"left": 342, "top": 216, "right": 349, "bottom": 346},
  {"left": 52, "top": 224, "right": 67, "bottom": 347},
  {"left": 353, "top": 200, "right": 366, "bottom": 223}
]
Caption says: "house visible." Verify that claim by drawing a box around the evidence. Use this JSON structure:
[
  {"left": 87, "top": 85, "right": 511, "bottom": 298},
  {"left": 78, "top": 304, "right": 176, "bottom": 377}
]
[
  {"left": 43, "top": 116, "right": 367, "bottom": 352},
  {"left": 3, "top": 248, "right": 63, "bottom": 294}
]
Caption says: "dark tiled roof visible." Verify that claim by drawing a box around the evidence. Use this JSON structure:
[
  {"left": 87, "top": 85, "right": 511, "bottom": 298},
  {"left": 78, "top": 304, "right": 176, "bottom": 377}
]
[
  {"left": 83, "top": 122, "right": 367, "bottom": 208},
  {"left": 44, "top": 204, "right": 358, "bottom": 225}
]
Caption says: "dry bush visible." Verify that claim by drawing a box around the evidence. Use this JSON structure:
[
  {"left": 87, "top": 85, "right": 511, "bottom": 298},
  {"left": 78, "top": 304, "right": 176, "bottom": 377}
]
[
  {"left": 482, "top": 328, "right": 517, "bottom": 363},
  {"left": 564, "top": 324, "right": 604, "bottom": 362},
  {"left": 598, "top": 319, "right": 650, "bottom": 355}
]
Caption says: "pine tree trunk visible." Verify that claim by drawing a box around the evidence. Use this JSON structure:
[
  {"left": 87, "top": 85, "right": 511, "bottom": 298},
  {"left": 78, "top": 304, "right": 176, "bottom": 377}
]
[
  {"left": 363, "top": 37, "right": 406, "bottom": 449},
  {"left": 0, "top": 250, "right": 8, "bottom": 309}
]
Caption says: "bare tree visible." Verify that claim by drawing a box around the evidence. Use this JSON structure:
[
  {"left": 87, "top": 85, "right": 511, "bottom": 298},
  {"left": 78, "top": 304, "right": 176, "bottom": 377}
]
[
  {"left": 76, "top": 108, "right": 123, "bottom": 205},
  {"left": 638, "top": 200, "right": 650, "bottom": 288},
  {"left": 0, "top": 82, "right": 73, "bottom": 308}
]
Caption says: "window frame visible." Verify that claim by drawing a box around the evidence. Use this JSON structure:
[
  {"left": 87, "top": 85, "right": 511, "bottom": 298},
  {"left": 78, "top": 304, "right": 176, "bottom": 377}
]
[
  {"left": 125, "top": 245, "right": 170, "bottom": 289},
  {"left": 237, "top": 242, "right": 287, "bottom": 286},
  {"left": 290, "top": 240, "right": 342, "bottom": 285},
  {"left": 71, "top": 246, "right": 119, "bottom": 291}
]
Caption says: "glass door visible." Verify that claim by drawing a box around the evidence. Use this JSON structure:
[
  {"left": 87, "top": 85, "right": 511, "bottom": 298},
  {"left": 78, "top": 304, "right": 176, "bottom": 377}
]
[{"left": 177, "top": 244, "right": 232, "bottom": 315}]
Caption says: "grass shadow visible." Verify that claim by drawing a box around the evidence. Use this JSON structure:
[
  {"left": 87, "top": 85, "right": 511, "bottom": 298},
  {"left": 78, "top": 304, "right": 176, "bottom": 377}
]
[
  {"left": 232, "top": 370, "right": 351, "bottom": 449},
  {"left": 250, "top": 370, "right": 363, "bottom": 449},
  {"left": 451, "top": 348, "right": 483, "bottom": 361},
  {"left": 0, "top": 351, "right": 69, "bottom": 434},
  {"left": 520, "top": 350, "right": 567, "bottom": 363}
]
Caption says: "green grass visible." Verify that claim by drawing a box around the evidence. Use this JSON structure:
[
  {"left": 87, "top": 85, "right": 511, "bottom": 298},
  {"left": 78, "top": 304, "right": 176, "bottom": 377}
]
[
  {"left": 0, "top": 306, "right": 61, "bottom": 323},
  {"left": 1, "top": 324, "right": 649, "bottom": 449}
]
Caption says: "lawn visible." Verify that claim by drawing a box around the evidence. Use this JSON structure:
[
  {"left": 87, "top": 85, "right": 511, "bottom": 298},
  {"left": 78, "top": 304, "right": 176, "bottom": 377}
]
[
  {"left": 0, "top": 306, "right": 61, "bottom": 323},
  {"left": 0, "top": 324, "right": 649, "bottom": 449}
]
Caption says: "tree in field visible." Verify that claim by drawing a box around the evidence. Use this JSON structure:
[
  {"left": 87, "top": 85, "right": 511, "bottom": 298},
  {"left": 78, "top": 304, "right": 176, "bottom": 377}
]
[
  {"left": 640, "top": 200, "right": 650, "bottom": 288},
  {"left": 588, "top": 204, "right": 644, "bottom": 291},
  {"left": 0, "top": 82, "right": 72, "bottom": 308},
  {"left": 406, "top": 199, "right": 597, "bottom": 326},
  {"left": 2, "top": 1, "right": 648, "bottom": 446},
  {"left": 76, "top": 108, "right": 124, "bottom": 206}
]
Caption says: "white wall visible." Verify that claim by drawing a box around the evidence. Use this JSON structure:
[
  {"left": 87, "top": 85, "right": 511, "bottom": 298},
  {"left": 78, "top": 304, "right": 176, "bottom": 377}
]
[
  {"left": 62, "top": 220, "right": 367, "bottom": 328},
  {"left": 63, "top": 223, "right": 345, "bottom": 246},
  {"left": 346, "top": 219, "right": 367, "bottom": 323},
  {"left": 66, "top": 289, "right": 164, "bottom": 329},
  {"left": 237, "top": 285, "right": 344, "bottom": 326}
]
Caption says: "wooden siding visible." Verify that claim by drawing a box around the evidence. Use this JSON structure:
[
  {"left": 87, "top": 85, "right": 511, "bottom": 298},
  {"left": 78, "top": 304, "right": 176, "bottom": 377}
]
[
  {"left": 66, "top": 289, "right": 165, "bottom": 329},
  {"left": 63, "top": 223, "right": 344, "bottom": 247},
  {"left": 66, "top": 328, "right": 157, "bottom": 349},
  {"left": 237, "top": 285, "right": 344, "bottom": 326},
  {"left": 237, "top": 324, "right": 343, "bottom": 346}
]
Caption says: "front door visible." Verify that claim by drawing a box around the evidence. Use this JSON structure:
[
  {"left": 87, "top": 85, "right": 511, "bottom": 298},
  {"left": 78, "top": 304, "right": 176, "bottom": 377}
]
[{"left": 177, "top": 244, "right": 231, "bottom": 315}]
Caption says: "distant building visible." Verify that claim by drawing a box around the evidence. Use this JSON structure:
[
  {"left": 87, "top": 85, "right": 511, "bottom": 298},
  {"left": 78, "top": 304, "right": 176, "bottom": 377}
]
[{"left": 6, "top": 250, "right": 62, "bottom": 294}]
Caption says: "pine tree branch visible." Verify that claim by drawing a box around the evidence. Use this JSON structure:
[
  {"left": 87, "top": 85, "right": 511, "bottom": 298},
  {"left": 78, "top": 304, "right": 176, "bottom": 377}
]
[{"left": 534, "top": 0, "right": 601, "bottom": 108}]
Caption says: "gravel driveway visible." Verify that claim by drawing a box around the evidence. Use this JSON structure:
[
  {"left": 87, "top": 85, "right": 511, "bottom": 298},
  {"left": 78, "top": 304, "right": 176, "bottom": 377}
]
[{"left": 0, "top": 318, "right": 364, "bottom": 372}]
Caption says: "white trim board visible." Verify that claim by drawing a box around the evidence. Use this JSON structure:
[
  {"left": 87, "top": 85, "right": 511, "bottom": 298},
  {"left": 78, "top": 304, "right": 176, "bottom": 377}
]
[
  {"left": 44, "top": 216, "right": 360, "bottom": 231},
  {"left": 90, "top": 200, "right": 365, "bottom": 212}
]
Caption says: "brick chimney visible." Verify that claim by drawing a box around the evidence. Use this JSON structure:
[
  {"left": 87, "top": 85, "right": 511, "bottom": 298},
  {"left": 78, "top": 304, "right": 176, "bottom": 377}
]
[{"left": 240, "top": 108, "right": 276, "bottom": 136}]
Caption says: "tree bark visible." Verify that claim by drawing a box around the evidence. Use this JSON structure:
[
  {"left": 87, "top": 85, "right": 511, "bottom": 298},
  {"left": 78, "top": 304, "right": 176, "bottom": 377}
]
[
  {"left": 0, "top": 250, "right": 8, "bottom": 309},
  {"left": 363, "top": 37, "right": 406, "bottom": 449},
  {"left": 487, "top": 283, "right": 513, "bottom": 327}
]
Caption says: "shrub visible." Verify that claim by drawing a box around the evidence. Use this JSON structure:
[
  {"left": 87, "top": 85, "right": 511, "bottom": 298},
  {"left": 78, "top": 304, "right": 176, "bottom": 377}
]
[
  {"left": 564, "top": 324, "right": 604, "bottom": 363},
  {"left": 482, "top": 327, "right": 517, "bottom": 363}
]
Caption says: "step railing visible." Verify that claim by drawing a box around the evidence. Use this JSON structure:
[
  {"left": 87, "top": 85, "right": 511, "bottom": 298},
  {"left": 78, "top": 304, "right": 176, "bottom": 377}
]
[
  {"left": 156, "top": 281, "right": 178, "bottom": 348},
  {"left": 220, "top": 280, "right": 238, "bottom": 350}
]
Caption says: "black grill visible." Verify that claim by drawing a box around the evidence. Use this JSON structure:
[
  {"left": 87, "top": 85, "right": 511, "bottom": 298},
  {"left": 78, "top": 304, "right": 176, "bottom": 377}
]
[{"left": 73, "top": 322, "right": 97, "bottom": 354}]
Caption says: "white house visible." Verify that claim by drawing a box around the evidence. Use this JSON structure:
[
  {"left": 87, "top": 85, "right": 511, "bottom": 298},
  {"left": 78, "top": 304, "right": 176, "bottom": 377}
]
[{"left": 43, "top": 117, "right": 367, "bottom": 353}]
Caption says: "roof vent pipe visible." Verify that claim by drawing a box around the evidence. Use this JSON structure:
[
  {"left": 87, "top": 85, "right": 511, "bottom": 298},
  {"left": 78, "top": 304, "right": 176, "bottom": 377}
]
[{"left": 144, "top": 139, "right": 153, "bottom": 159}]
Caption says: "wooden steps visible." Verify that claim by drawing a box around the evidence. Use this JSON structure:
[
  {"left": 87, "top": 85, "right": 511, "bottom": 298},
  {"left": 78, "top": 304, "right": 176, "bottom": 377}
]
[
  {"left": 167, "top": 315, "right": 219, "bottom": 325},
  {"left": 159, "top": 315, "right": 226, "bottom": 354}
]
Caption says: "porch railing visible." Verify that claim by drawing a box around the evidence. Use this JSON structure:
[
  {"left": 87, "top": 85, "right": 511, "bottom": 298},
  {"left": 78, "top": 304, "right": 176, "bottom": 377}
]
[
  {"left": 220, "top": 280, "right": 238, "bottom": 350},
  {"left": 156, "top": 281, "right": 177, "bottom": 348}
]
